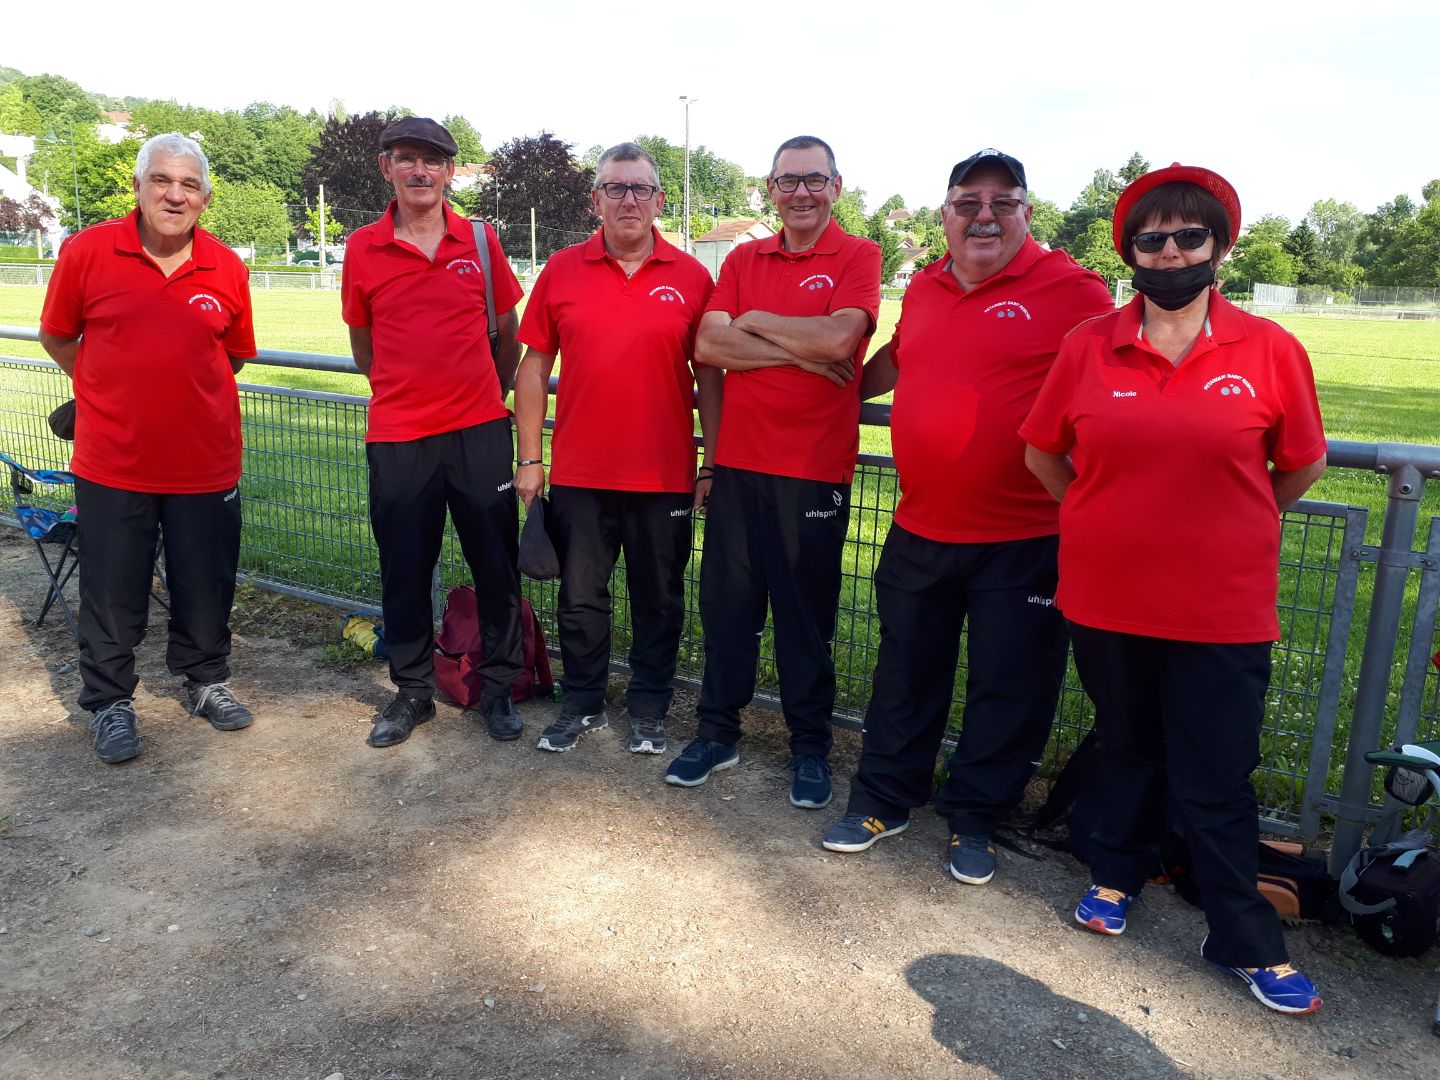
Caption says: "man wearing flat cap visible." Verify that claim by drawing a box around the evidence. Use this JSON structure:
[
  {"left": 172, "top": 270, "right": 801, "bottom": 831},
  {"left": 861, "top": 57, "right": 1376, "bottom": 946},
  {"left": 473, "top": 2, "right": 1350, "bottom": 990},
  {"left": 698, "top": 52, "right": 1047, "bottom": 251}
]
[
  {"left": 341, "top": 116, "right": 527, "bottom": 748},
  {"left": 821, "top": 149, "right": 1115, "bottom": 886}
]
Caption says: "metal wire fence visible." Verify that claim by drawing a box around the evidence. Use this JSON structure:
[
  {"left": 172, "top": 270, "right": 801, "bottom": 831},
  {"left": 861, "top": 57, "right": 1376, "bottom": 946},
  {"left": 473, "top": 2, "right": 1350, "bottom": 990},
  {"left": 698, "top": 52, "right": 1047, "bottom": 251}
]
[{"left": 5, "top": 350, "right": 1424, "bottom": 847}]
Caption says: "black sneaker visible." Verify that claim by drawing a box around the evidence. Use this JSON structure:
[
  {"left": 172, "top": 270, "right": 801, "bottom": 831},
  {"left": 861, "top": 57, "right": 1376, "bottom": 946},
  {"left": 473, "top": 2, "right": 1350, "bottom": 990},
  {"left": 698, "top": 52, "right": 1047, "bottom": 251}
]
[
  {"left": 89, "top": 699, "right": 141, "bottom": 764},
  {"left": 367, "top": 692, "right": 435, "bottom": 748},
  {"left": 628, "top": 715, "right": 668, "bottom": 755},
  {"left": 664, "top": 737, "right": 739, "bottom": 786},
  {"left": 537, "top": 709, "right": 609, "bottom": 752},
  {"left": 473, "top": 694, "right": 523, "bottom": 741},
  {"left": 185, "top": 682, "right": 254, "bottom": 731},
  {"left": 789, "top": 754, "right": 832, "bottom": 809}
]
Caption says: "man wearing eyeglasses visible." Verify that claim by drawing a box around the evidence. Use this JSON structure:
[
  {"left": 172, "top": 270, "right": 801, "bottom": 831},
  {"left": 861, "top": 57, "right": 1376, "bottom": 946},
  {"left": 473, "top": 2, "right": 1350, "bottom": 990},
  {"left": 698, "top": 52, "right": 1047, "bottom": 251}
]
[
  {"left": 342, "top": 116, "right": 527, "bottom": 749},
  {"left": 664, "top": 135, "right": 881, "bottom": 811},
  {"left": 513, "top": 142, "right": 719, "bottom": 757},
  {"left": 820, "top": 149, "right": 1114, "bottom": 887}
]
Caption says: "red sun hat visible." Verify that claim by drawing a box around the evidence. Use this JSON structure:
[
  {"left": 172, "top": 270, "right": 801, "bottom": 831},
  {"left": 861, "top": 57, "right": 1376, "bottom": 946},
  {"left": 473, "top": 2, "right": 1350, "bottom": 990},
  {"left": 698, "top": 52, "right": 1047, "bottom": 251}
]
[{"left": 1111, "top": 163, "right": 1242, "bottom": 256}]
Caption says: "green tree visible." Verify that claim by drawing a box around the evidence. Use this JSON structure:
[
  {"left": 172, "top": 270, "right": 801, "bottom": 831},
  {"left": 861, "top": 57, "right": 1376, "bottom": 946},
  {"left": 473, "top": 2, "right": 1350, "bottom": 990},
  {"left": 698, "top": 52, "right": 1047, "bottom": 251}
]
[
  {"left": 1245, "top": 214, "right": 1291, "bottom": 246},
  {"left": 129, "top": 99, "right": 209, "bottom": 138},
  {"left": 1283, "top": 221, "right": 1322, "bottom": 284},
  {"left": 1117, "top": 151, "right": 1150, "bottom": 185},
  {"left": 28, "top": 128, "right": 141, "bottom": 230},
  {"left": 879, "top": 193, "right": 906, "bottom": 214},
  {"left": 1304, "top": 198, "right": 1363, "bottom": 264},
  {"left": 0, "top": 83, "right": 44, "bottom": 136},
  {"left": 1226, "top": 240, "right": 1297, "bottom": 287},
  {"left": 1071, "top": 217, "right": 1128, "bottom": 285},
  {"left": 832, "top": 189, "right": 867, "bottom": 236},
  {"left": 1027, "top": 194, "right": 1062, "bottom": 246},
  {"left": 1368, "top": 197, "right": 1440, "bottom": 286},
  {"left": 443, "top": 114, "right": 487, "bottom": 164},
  {"left": 244, "top": 104, "right": 320, "bottom": 205},
  {"left": 1423, "top": 179, "right": 1440, "bottom": 204},
  {"left": 17, "top": 73, "right": 102, "bottom": 130},
  {"left": 866, "top": 208, "right": 903, "bottom": 285},
  {"left": 196, "top": 111, "right": 263, "bottom": 184},
  {"left": 202, "top": 177, "right": 290, "bottom": 252},
  {"left": 304, "top": 202, "right": 345, "bottom": 245},
  {"left": 302, "top": 110, "right": 406, "bottom": 231},
  {"left": 1356, "top": 195, "right": 1416, "bottom": 270}
]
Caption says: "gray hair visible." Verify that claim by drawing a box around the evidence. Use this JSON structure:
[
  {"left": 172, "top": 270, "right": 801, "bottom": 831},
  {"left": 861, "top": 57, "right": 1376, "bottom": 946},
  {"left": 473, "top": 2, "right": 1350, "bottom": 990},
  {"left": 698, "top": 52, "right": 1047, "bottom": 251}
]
[
  {"left": 594, "top": 142, "right": 661, "bottom": 188},
  {"left": 770, "top": 135, "right": 837, "bottom": 177},
  {"left": 134, "top": 133, "right": 212, "bottom": 195}
]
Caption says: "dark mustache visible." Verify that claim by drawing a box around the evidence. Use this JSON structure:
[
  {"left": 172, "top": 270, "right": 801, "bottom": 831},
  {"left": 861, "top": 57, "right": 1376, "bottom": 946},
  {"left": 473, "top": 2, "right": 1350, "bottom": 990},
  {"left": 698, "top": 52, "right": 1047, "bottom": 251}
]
[{"left": 966, "top": 222, "right": 1003, "bottom": 237}]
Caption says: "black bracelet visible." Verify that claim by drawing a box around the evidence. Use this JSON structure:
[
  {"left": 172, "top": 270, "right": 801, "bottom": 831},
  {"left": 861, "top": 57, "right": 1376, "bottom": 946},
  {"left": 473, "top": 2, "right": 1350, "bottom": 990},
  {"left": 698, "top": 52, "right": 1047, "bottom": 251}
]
[
  {"left": 697, "top": 467, "right": 716, "bottom": 477},
  {"left": 517, "top": 459, "right": 542, "bottom": 467}
]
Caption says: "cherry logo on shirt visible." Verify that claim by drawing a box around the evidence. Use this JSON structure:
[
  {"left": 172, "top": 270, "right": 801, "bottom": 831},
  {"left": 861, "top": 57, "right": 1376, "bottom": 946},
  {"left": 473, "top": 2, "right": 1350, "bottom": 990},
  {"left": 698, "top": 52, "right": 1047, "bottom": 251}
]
[
  {"left": 982, "top": 300, "right": 1032, "bottom": 321},
  {"left": 446, "top": 258, "right": 483, "bottom": 276},
  {"left": 649, "top": 285, "right": 688, "bottom": 304},
  {"left": 799, "top": 274, "right": 834, "bottom": 292},
  {"left": 188, "top": 293, "right": 224, "bottom": 313},
  {"left": 1203, "top": 373, "right": 1257, "bottom": 398}
]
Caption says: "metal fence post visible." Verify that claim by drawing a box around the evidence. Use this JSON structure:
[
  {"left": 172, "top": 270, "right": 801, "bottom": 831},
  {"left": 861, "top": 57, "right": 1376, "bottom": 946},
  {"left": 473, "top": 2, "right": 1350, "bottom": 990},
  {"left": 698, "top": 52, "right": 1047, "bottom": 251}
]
[{"left": 1328, "top": 460, "right": 1425, "bottom": 874}]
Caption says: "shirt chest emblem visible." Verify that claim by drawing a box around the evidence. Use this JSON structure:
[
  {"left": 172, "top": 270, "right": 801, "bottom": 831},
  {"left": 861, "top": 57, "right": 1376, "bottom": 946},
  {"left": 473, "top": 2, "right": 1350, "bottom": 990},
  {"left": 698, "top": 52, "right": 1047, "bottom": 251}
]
[
  {"left": 188, "top": 292, "right": 223, "bottom": 313},
  {"left": 982, "top": 300, "right": 1031, "bottom": 321},
  {"left": 799, "top": 273, "right": 834, "bottom": 292},
  {"left": 649, "top": 285, "right": 687, "bottom": 304},
  {"left": 1203, "top": 374, "right": 1257, "bottom": 398},
  {"left": 446, "top": 258, "right": 482, "bottom": 276}
]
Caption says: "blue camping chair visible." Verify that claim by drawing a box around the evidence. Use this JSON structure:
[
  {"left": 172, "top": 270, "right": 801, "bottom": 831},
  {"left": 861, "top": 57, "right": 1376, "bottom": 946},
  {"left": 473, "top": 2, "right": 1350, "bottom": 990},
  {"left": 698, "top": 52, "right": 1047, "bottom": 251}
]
[
  {"left": 0, "top": 452, "right": 169, "bottom": 638},
  {"left": 1, "top": 451, "right": 81, "bottom": 636}
]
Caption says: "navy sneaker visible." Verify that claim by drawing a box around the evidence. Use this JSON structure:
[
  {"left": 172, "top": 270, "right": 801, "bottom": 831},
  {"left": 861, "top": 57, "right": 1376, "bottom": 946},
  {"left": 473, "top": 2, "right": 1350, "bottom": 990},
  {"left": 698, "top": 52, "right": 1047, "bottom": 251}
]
[
  {"left": 537, "top": 709, "right": 608, "bottom": 752},
  {"left": 822, "top": 811, "right": 909, "bottom": 852},
  {"left": 664, "top": 738, "right": 739, "bottom": 786},
  {"left": 789, "top": 755, "right": 832, "bottom": 809},
  {"left": 1203, "top": 936, "right": 1322, "bottom": 1014},
  {"left": 185, "top": 682, "right": 254, "bottom": 731},
  {"left": 1075, "top": 885, "right": 1133, "bottom": 935},
  {"left": 948, "top": 833, "right": 997, "bottom": 885},
  {"left": 89, "top": 699, "right": 141, "bottom": 764}
]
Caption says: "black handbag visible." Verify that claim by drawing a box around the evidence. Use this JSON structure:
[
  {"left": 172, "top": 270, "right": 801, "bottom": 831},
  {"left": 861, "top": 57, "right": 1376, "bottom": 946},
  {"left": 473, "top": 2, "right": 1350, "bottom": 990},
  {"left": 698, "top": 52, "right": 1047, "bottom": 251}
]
[{"left": 48, "top": 398, "right": 76, "bottom": 441}]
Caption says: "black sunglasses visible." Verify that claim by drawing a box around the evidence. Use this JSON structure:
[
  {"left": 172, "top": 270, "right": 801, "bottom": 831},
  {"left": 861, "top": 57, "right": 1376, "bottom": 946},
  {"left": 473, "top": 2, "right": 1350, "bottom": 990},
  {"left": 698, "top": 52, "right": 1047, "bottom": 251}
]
[{"left": 1132, "top": 227, "right": 1212, "bottom": 253}]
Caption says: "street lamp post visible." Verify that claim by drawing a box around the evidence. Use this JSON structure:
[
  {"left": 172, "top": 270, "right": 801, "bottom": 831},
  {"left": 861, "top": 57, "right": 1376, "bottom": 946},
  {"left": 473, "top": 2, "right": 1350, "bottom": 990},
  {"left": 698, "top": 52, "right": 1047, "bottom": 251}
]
[
  {"left": 69, "top": 121, "right": 81, "bottom": 230},
  {"left": 680, "top": 95, "right": 697, "bottom": 254}
]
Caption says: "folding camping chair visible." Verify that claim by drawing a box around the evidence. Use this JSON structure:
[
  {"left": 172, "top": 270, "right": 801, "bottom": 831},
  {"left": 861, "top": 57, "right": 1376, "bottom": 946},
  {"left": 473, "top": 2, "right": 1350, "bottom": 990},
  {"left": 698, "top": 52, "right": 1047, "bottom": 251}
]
[
  {"left": 1, "top": 451, "right": 169, "bottom": 638},
  {"left": 1, "top": 451, "right": 81, "bottom": 636}
]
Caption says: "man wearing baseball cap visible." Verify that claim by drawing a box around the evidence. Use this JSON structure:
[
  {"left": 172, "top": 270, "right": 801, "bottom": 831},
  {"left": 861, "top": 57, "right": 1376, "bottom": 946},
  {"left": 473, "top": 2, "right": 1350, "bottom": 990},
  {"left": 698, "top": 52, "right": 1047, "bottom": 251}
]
[
  {"left": 664, "top": 135, "right": 881, "bottom": 810},
  {"left": 513, "top": 141, "right": 719, "bottom": 756},
  {"left": 342, "top": 116, "right": 527, "bottom": 748},
  {"left": 821, "top": 149, "right": 1114, "bottom": 887}
]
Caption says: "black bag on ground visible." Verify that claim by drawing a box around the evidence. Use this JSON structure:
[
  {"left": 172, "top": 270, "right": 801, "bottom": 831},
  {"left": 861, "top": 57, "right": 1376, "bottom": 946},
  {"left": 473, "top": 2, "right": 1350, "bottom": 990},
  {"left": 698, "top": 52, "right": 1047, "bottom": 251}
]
[{"left": 1337, "top": 829, "right": 1440, "bottom": 957}]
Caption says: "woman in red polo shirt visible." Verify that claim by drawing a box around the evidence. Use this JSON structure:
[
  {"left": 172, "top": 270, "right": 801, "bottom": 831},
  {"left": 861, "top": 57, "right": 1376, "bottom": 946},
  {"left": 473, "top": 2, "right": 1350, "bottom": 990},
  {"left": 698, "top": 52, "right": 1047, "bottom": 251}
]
[{"left": 1019, "top": 164, "right": 1328, "bottom": 1015}]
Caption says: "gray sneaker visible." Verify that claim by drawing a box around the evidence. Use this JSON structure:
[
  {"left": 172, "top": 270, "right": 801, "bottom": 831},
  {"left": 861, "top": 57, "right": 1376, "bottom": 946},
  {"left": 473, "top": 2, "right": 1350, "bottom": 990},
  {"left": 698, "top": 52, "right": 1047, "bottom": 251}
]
[
  {"left": 628, "top": 716, "right": 668, "bottom": 755},
  {"left": 185, "top": 682, "right": 254, "bottom": 731},
  {"left": 537, "top": 709, "right": 609, "bottom": 752}
]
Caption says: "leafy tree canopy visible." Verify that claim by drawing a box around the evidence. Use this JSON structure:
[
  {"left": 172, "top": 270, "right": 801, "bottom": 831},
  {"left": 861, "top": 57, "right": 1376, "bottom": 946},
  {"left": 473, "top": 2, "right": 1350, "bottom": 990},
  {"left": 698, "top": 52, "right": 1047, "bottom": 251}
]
[
  {"left": 16, "top": 73, "right": 102, "bottom": 131},
  {"left": 443, "top": 115, "right": 487, "bottom": 165},
  {"left": 489, "top": 131, "right": 596, "bottom": 258}
]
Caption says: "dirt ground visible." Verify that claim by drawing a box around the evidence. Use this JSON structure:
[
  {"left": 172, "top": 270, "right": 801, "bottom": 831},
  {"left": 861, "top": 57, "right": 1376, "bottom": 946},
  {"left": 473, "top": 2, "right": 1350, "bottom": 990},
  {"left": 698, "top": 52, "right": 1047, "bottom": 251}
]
[{"left": 2, "top": 527, "right": 1438, "bottom": 1080}]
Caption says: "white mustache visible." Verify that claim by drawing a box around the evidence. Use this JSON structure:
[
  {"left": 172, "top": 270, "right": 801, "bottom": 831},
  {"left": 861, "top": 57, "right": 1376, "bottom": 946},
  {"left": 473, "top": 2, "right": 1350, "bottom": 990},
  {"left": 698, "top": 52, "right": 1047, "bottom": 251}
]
[
  {"left": 407, "top": 178, "right": 434, "bottom": 188},
  {"left": 966, "top": 222, "right": 1003, "bottom": 238}
]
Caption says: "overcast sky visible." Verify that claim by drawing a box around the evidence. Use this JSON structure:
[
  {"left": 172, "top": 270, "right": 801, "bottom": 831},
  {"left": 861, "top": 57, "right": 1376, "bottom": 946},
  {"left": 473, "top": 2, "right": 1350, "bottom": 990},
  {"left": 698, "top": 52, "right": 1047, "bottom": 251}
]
[{"left": 8, "top": 0, "right": 1438, "bottom": 225}]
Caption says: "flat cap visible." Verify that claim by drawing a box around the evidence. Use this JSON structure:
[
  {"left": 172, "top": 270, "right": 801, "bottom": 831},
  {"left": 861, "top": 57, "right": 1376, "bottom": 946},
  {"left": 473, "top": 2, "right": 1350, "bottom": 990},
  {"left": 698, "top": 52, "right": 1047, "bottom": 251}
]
[{"left": 378, "top": 116, "right": 458, "bottom": 158}]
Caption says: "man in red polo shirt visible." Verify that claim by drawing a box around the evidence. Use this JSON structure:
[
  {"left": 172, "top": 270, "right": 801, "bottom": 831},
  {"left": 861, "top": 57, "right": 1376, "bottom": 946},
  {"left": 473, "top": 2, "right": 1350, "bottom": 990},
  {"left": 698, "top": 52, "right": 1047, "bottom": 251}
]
[
  {"left": 342, "top": 117, "right": 526, "bottom": 749},
  {"left": 39, "top": 133, "right": 258, "bottom": 765},
  {"left": 820, "top": 150, "right": 1114, "bottom": 885},
  {"left": 514, "top": 142, "right": 719, "bottom": 756},
  {"left": 663, "top": 135, "right": 881, "bottom": 810}
]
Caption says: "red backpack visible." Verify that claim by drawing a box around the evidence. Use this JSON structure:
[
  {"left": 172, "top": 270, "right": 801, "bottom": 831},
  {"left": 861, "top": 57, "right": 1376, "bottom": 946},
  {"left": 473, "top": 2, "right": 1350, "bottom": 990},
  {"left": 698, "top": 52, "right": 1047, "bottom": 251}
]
[{"left": 433, "top": 585, "right": 554, "bottom": 706}]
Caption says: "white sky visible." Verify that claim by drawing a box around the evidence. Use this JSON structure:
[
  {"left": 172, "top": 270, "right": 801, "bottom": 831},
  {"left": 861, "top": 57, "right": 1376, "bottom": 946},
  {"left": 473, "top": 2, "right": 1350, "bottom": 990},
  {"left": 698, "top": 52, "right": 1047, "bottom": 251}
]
[{"left": 8, "top": 0, "right": 1439, "bottom": 225}]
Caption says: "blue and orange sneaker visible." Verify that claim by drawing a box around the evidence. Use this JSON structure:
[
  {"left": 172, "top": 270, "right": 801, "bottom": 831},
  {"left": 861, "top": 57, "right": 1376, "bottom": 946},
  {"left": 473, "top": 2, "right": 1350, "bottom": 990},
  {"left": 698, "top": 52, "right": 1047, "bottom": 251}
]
[
  {"left": 1075, "top": 885, "right": 1133, "bottom": 935},
  {"left": 1203, "top": 937, "right": 1322, "bottom": 1014}
]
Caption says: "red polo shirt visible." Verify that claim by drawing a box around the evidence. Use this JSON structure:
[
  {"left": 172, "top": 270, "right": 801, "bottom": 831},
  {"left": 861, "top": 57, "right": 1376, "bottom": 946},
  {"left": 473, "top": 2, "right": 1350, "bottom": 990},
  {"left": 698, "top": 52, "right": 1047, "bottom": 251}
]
[
  {"left": 519, "top": 228, "right": 713, "bottom": 492},
  {"left": 1020, "top": 292, "right": 1327, "bottom": 642},
  {"left": 706, "top": 219, "right": 881, "bottom": 483},
  {"left": 889, "top": 238, "right": 1113, "bottom": 542},
  {"left": 342, "top": 204, "right": 523, "bottom": 443},
  {"left": 40, "top": 212, "right": 256, "bottom": 494}
]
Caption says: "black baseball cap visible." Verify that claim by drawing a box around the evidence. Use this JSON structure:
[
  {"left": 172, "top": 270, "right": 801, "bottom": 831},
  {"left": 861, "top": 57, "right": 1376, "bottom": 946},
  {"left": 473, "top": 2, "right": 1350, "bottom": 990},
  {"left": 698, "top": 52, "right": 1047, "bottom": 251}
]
[
  {"left": 948, "top": 149, "right": 1027, "bottom": 191},
  {"left": 378, "top": 116, "right": 458, "bottom": 158}
]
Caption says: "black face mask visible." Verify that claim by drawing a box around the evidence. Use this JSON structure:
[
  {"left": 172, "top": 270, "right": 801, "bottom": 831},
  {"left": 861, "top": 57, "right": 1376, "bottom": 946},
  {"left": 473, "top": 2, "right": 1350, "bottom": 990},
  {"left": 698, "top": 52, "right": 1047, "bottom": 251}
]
[{"left": 1130, "top": 262, "right": 1215, "bottom": 310}]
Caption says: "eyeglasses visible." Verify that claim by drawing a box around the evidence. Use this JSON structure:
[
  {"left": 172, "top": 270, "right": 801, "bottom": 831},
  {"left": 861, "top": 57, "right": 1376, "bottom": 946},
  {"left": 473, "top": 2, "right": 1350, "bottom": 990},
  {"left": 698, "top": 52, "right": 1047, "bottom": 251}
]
[
  {"left": 1132, "top": 227, "right": 1212, "bottom": 253},
  {"left": 387, "top": 152, "right": 450, "bottom": 171},
  {"left": 595, "top": 183, "right": 660, "bottom": 202},
  {"left": 770, "top": 173, "right": 835, "bottom": 193},
  {"left": 946, "top": 198, "right": 1025, "bottom": 218}
]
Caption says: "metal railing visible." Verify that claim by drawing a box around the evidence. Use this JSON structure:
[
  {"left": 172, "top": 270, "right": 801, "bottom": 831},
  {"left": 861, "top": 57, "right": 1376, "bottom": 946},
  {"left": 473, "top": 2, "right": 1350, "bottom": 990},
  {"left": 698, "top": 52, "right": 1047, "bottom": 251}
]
[{"left": 2, "top": 328, "right": 1437, "bottom": 871}]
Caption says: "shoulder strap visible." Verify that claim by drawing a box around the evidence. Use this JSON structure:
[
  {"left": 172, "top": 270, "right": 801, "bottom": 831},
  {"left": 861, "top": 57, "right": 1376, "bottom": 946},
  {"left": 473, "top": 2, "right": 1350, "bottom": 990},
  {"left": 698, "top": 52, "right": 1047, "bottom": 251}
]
[
  {"left": 1338, "top": 829, "right": 1432, "bottom": 916},
  {"left": 471, "top": 219, "right": 500, "bottom": 351}
]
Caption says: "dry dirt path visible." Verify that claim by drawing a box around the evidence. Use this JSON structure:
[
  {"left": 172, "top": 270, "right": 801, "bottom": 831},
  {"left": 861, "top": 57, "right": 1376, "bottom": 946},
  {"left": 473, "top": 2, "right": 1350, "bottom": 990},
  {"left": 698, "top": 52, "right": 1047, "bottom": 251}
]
[{"left": 1, "top": 529, "right": 1437, "bottom": 1080}]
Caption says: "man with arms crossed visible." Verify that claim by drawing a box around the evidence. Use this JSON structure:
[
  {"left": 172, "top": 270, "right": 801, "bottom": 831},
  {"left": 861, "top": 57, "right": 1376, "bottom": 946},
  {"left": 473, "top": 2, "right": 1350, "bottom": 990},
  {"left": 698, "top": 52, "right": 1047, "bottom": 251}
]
[
  {"left": 342, "top": 117, "right": 526, "bottom": 749},
  {"left": 40, "top": 132, "right": 258, "bottom": 763},
  {"left": 821, "top": 150, "right": 1114, "bottom": 884},
  {"left": 664, "top": 135, "right": 881, "bottom": 810},
  {"left": 514, "top": 142, "right": 719, "bottom": 755}
]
